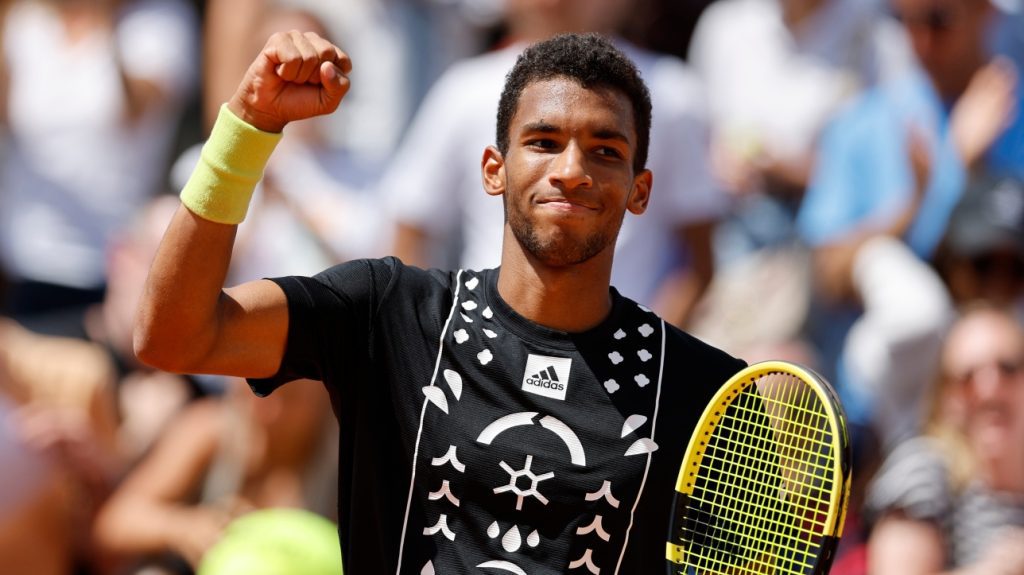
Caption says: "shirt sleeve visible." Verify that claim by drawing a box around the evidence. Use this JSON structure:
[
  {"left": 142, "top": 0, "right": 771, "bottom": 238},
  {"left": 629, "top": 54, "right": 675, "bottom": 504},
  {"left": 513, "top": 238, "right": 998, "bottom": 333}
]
[
  {"left": 864, "top": 436, "right": 953, "bottom": 525},
  {"left": 796, "top": 92, "right": 907, "bottom": 247},
  {"left": 247, "top": 258, "right": 398, "bottom": 397}
]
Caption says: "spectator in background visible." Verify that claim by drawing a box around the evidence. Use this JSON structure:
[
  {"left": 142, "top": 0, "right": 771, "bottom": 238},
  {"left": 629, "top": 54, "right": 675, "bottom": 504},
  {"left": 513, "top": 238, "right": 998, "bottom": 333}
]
[
  {"left": 0, "top": 393, "right": 72, "bottom": 575},
  {"left": 0, "top": 317, "right": 121, "bottom": 574},
  {"left": 830, "top": 134, "right": 955, "bottom": 452},
  {"left": 866, "top": 305, "right": 1024, "bottom": 574},
  {"left": 688, "top": 0, "right": 912, "bottom": 260},
  {"left": 991, "top": 0, "right": 1024, "bottom": 68},
  {"left": 683, "top": 0, "right": 914, "bottom": 360},
  {"left": 935, "top": 174, "right": 1024, "bottom": 319},
  {"left": 382, "top": 0, "right": 727, "bottom": 328},
  {"left": 0, "top": 196, "right": 203, "bottom": 574},
  {"left": 796, "top": 0, "right": 1023, "bottom": 441},
  {"left": 0, "top": 0, "right": 199, "bottom": 321},
  {"left": 10, "top": 192, "right": 206, "bottom": 464},
  {"left": 93, "top": 378, "right": 337, "bottom": 574},
  {"left": 619, "top": 0, "right": 717, "bottom": 61}
]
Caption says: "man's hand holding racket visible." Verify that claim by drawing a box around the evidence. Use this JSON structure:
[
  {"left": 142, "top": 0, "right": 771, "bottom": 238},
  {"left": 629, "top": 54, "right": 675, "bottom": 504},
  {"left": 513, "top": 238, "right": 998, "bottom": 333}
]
[{"left": 227, "top": 30, "right": 352, "bottom": 134}]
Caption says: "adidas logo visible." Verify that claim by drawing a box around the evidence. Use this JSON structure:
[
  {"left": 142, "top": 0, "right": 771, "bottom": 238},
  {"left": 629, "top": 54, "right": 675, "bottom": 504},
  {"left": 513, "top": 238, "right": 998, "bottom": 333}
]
[
  {"left": 524, "top": 366, "right": 564, "bottom": 391},
  {"left": 522, "top": 354, "right": 572, "bottom": 401}
]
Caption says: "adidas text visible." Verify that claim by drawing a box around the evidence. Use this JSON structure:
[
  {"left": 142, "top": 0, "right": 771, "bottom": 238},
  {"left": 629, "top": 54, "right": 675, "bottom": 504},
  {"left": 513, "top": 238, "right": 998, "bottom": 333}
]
[{"left": 521, "top": 355, "right": 572, "bottom": 401}]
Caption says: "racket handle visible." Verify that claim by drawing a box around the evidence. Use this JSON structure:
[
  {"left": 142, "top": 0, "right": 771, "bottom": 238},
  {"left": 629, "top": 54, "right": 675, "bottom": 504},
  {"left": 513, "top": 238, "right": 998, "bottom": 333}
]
[{"left": 814, "top": 535, "right": 840, "bottom": 575}]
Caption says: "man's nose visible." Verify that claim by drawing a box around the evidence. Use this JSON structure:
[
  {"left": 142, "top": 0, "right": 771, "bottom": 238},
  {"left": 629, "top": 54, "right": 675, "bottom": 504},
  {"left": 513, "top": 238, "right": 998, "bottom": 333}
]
[
  {"left": 908, "top": 28, "right": 935, "bottom": 62},
  {"left": 549, "top": 142, "right": 592, "bottom": 190},
  {"left": 971, "top": 363, "right": 1007, "bottom": 400}
]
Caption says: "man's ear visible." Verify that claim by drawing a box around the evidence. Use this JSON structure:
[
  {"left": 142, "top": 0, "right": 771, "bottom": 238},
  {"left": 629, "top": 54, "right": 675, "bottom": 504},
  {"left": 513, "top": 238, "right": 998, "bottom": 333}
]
[
  {"left": 482, "top": 146, "right": 506, "bottom": 197},
  {"left": 627, "top": 169, "right": 653, "bottom": 215}
]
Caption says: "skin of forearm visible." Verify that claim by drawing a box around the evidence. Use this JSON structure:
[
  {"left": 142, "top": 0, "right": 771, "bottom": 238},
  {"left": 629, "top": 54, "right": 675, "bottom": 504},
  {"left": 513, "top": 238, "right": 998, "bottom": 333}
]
[
  {"left": 95, "top": 498, "right": 224, "bottom": 563},
  {"left": 133, "top": 207, "right": 237, "bottom": 374}
]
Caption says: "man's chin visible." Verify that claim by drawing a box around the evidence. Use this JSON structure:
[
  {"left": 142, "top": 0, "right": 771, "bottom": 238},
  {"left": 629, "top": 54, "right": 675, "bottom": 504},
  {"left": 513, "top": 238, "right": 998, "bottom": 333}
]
[
  {"left": 512, "top": 226, "right": 614, "bottom": 268},
  {"left": 526, "top": 238, "right": 605, "bottom": 267}
]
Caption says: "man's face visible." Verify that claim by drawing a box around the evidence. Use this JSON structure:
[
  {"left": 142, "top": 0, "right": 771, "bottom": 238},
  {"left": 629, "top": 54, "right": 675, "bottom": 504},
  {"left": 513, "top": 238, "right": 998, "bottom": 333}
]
[
  {"left": 942, "top": 311, "right": 1024, "bottom": 460},
  {"left": 890, "top": 0, "right": 991, "bottom": 91},
  {"left": 484, "top": 77, "right": 651, "bottom": 267}
]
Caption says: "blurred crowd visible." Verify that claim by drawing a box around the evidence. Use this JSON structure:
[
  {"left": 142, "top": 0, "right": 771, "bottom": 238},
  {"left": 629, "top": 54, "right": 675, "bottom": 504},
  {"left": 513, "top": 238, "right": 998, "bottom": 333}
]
[{"left": 0, "top": 0, "right": 1021, "bottom": 573}]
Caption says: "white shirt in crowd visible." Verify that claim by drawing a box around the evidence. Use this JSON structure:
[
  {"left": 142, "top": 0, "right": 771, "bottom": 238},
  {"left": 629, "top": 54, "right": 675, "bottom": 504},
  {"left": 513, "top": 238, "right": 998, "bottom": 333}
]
[{"left": 0, "top": 0, "right": 198, "bottom": 289}]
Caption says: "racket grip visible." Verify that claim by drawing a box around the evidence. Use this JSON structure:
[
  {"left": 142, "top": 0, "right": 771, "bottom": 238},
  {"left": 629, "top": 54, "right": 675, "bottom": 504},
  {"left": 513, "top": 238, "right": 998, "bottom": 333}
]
[{"left": 814, "top": 535, "right": 840, "bottom": 575}]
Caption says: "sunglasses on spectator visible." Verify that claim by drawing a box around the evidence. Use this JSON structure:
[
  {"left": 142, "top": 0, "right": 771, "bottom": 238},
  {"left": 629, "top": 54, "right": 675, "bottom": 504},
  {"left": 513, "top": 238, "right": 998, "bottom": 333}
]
[
  {"left": 950, "top": 356, "right": 1024, "bottom": 388},
  {"left": 971, "top": 252, "right": 1024, "bottom": 280}
]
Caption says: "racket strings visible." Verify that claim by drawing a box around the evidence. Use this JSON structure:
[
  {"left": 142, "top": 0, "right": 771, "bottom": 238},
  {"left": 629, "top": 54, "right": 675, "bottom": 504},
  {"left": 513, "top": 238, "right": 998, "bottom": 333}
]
[{"left": 675, "top": 373, "right": 837, "bottom": 574}]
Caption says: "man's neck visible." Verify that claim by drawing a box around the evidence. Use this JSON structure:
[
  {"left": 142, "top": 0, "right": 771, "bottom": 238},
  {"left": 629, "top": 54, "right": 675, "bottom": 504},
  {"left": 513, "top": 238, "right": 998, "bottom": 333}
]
[{"left": 496, "top": 242, "right": 614, "bottom": 334}]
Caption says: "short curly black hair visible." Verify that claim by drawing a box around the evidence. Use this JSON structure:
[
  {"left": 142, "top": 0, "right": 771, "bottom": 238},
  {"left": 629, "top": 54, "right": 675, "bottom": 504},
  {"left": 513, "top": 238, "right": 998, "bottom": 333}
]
[{"left": 496, "top": 33, "right": 652, "bottom": 173}]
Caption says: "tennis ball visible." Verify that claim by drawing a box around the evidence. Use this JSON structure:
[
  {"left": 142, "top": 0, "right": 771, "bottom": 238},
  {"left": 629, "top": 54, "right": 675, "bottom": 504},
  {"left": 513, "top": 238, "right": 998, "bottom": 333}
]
[{"left": 197, "top": 508, "right": 343, "bottom": 575}]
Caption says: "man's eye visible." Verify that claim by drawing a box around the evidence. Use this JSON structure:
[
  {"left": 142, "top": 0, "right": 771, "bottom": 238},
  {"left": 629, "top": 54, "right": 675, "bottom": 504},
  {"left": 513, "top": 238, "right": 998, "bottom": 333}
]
[
  {"left": 596, "top": 146, "right": 623, "bottom": 159},
  {"left": 529, "top": 139, "right": 557, "bottom": 149}
]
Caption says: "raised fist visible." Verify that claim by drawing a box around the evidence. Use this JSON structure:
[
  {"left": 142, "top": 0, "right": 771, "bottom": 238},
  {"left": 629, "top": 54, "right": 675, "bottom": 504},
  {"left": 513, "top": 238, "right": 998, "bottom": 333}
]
[{"left": 227, "top": 30, "right": 352, "bottom": 133}]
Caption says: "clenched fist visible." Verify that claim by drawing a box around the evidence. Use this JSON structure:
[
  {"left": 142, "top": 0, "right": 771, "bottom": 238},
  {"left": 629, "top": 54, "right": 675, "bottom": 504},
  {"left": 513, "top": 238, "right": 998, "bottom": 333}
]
[{"left": 227, "top": 30, "right": 352, "bottom": 133}]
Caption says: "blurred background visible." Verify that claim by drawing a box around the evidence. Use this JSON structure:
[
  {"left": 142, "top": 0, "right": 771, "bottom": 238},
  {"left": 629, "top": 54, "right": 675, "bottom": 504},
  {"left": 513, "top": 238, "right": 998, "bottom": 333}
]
[{"left": 0, "top": 0, "right": 1021, "bottom": 573}]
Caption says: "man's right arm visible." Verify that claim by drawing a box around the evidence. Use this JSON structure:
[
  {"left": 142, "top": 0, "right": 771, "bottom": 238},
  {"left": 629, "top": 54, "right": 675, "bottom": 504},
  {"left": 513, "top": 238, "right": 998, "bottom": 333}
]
[
  {"left": 134, "top": 31, "right": 351, "bottom": 378},
  {"left": 134, "top": 206, "right": 289, "bottom": 378}
]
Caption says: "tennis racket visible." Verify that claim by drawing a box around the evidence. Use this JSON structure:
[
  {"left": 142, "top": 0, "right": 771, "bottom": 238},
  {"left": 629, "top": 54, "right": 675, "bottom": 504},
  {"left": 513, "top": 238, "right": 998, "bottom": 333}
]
[{"left": 665, "top": 361, "right": 852, "bottom": 574}]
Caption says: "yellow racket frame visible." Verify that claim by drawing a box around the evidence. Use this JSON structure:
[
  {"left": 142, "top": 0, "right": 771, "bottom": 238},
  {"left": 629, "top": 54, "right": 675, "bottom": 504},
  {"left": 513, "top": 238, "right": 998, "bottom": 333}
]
[{"left": 665, "top": 361, "right": 852, "bottom": 574}]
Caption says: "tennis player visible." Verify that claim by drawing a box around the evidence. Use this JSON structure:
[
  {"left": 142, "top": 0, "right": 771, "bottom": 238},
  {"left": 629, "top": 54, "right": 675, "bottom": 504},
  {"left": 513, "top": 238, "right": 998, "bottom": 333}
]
[{"left": 135, "top": 30, "right": 745, "bottom": 573}]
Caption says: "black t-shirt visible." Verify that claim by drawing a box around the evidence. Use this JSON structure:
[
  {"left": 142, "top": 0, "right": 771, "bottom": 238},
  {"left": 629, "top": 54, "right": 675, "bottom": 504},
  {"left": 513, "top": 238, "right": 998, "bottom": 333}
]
[{"left": 251, "top": 258, "right": 745, "bottom": 574}]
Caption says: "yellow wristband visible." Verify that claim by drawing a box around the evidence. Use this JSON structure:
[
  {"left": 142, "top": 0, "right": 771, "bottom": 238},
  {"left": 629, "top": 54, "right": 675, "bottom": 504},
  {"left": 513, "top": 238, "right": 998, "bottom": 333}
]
[{"left": 180, "top": 104, "right": 283, "bottom": 224}]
